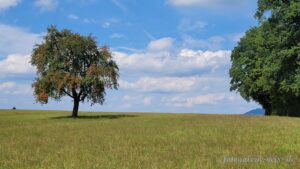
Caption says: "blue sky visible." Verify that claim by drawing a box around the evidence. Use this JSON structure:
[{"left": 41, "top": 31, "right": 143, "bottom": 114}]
[{"left": 0, "top": 0, "right": 260, "bottom": 114}]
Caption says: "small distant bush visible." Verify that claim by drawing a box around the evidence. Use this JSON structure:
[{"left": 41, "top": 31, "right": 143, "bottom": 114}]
[{"left": 12, "top": 107, "right": 16, "bottom": 110}]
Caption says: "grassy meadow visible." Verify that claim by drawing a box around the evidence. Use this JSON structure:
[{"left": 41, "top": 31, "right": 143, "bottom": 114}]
[{"left": 0, "top": 110, "right": 299, "bottom": 169}]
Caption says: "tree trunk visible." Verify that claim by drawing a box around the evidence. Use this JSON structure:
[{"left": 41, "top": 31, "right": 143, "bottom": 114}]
[
  {"left": 72, "top": 98, "right": 80, "bottom": 118},
  {"left": 263, "top": 103, "right": 272, "bottom": 116}
]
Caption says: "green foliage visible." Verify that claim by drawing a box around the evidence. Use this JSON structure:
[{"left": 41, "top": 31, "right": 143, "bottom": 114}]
[
  {"left": 31, "top": 26, "right": 119, "bottom": 116},
  {"left": 230, "top": 0, "right": 300, "bottom": 116}
]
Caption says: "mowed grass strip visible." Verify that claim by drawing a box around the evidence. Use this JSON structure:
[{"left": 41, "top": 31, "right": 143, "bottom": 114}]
[{"left": 0, "top": 110, "right": 299, "bottom": 169}]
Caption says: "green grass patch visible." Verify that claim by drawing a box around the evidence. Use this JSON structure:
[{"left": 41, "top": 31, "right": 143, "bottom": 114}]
[{"left": 0, "top": 110, "right": 299, "bottom": 169}]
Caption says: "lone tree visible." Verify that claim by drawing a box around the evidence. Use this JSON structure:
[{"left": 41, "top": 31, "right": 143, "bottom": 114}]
[
  {"left": 230, "top": 0, "right": 300, "bottom": 116},
  {"left": 31, "top": 26, "right": 119, "bottom": 118}
]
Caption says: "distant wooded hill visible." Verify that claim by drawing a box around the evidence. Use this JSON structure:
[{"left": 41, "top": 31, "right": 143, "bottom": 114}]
[{"left": 244, "top": 108, "right": 265, "bottom": 115}]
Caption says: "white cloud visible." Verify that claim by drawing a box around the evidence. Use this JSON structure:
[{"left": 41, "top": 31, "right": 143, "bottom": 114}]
[
  {"left": 143, "top": 30, "right": 155, "bottom": 40},
  {"left": 0, "top": 81, "right": 14, "bottom": 90},
  {"left": 83, "top": 18, "right": 97, "bottom": 24},
  {"left": 68, "top": 14, "right": 79, "bottom": 20},
  {"left": 111, "top": 0, "right": 127, "bottom": 12},
  {"left": 110, "top": 33, "right": 124, "bottom": 39},
  {"left": 111, "top": 36, "right": 238, "bottom": 110},
  {"left": 181, "top": 35, "right": 226, "bottom": 50},
  {"left": 0, "top": 54, "right": 34, "bottom": 75},
  {"left": 142, "top": 97, "right": 153, "bottom": 105},
  {"left": 113, "top": 37, "right": 231, "bottom": 75},
  {"left": 123, "top": 95, "right": 153, "bottom": 106},
  {"left": 120, "top": 77, "right": 195, "bottom": 93},
  {"left": 101, "top": 18, "right": 119, "bottom": 28},
  {"left": 0, "top": 81, "right": 32, "bottom": 95},
  {"left": 102, "top": 22, "right": 110, "bottom": 28},
  {"left": 181, "top": 33, "right": 245, "bottom": 49},
  {"left": 0, "top": 24, "right": 43, "bottom": 56},
  {"left": 162, "top": 93, "right": 227, "bottom": 107},
  {"left": 0, "top": 0, "right": 19, "bottom": 11},
  {"left": 120, "top": 76, "right": 223, "bottom": 93},
  {"left": 227, "top": 32, "right": 245, "bottom": 43},
  {"left": 34, "top": 0, "right": 58, "bottom": 11},
  {"left": 113, "top": 48, "right": 230, "bottom": 74},
  {"left": 178, "top": 20, "right": 207, "bottom": 32},
  {"left": 114, "top": 47, "right": 143, "bottom": 53},
  {"left": 168, "top": 0, "right": 243, "bottom": 7},
  {"left": 147, "top": 37, "right": 174, "bottom": 51}
]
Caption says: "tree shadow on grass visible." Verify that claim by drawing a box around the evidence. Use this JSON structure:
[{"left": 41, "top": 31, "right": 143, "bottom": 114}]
[{"left": 51, "top": 114, "right": 138, "bottom": 120}]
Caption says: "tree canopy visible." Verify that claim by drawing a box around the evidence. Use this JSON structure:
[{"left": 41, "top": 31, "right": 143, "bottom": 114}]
[
  {"left": 230, "top": 0, "right": 300, "bottom": 116},
  {"left": 31, "top": 26, "right": 119, "bottom": 118}
]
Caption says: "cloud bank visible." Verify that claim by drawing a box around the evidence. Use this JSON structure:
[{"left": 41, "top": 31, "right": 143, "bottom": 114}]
[
  {"left": 0, "top": 24, "right": 43, "bottom": 56},
  {"left": 0, "top": 54, "right": 34, "bottom": 75},
  {"left": 34, "top": 0, "right": 58, "bottom": 11},
  {"left": 0, "top": 0, "right": 19, "bottom": 11},
  {"left": 168, "top": 0, "right": 244, "bottom": 7}
]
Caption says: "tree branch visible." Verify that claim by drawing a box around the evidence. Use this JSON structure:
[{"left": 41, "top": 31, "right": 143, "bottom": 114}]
[
  {"left": 80, "top": 94, "right": 87, "bottom": 102},
  {"left": 78, "top": 89, "right": 83, "bottom": 97},
  {"left": 78, "top": 89, "right": 87, "bottom": 101},
  {"left": 62, "top": 89, "right": 74, "bottom": 98}
]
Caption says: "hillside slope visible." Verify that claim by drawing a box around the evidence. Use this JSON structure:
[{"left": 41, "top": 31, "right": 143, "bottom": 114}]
[{"left": 245, "top": 108, "right": 265, "bottom": 115}]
